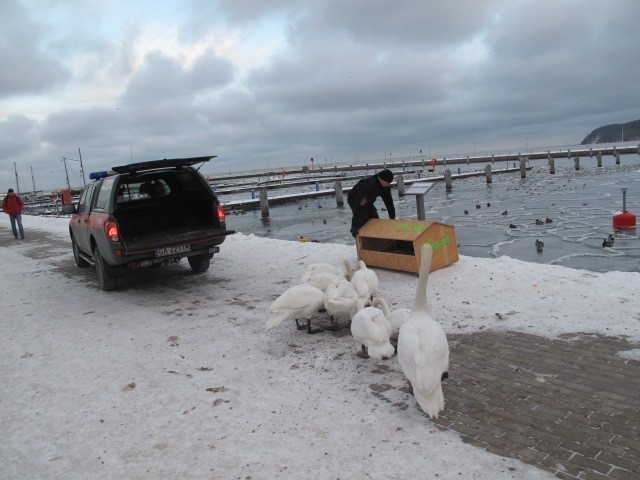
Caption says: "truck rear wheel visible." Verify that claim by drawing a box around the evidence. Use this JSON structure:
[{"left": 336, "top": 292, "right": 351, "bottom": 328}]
[
  {"left": 188, "top": 253, "right": 211, "bottom": 273},
  {"left": 95, "top": 247, "right": 118, "bottom": 291},
  {"left": 72, "top": 236, "right": 90, "bottom": 268}
]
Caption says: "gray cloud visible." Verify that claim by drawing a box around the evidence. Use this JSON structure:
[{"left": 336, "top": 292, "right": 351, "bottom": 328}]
[
  {"left": 0, "top": 1, "right": 70, "bottom": 97},
  {"left": 1, "top": 0, "right": 639, "bottom": 190}
]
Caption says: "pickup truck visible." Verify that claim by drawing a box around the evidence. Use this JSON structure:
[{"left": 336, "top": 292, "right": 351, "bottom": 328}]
[{"left": 63, "top": 156, "right": 234, "bottom": 291}]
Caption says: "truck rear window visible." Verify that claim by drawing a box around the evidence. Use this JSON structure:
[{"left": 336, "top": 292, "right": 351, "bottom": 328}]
[{"left": 117, "top": 179, "right": 170, "bottom": 204}]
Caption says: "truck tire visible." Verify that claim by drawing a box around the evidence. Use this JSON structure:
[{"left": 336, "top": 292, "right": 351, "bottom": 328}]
[
  {"left": 72, "top": 236, "right": 90, "bottom": 268},
  {"left": 95, "top": 247, "right": 118, "bottom": 291},
  {"left": 188, "top": 253, "right": 211, "bottom": 273}
]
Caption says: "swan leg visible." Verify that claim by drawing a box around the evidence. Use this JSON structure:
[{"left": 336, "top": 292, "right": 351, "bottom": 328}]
[
  {"left": 306, "top": 318, "right": 323, "bottom": 334},
  {"left": 356, "top": 345, "right": 369, "bottom": 359},
  {"left": 441, "top": 372, "right": 449, "bottom": 381},
  {"left": 326, "top": 316, "right": 340, "bottom": 331},
  {"left": 295, "top": 319, "right": 307, "bottom": 331}
]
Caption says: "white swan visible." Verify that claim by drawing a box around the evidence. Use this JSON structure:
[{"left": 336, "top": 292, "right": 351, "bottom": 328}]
[
  {"left": 371, "top": 296, "right": 410, "bottom": 340},
  {"left": 324, "top": 279, "right": 362, "bottom": 325},
  {"left": 265, "top": 284, "right": 325, "bottom": 334},
  {"left": 300, "top": 258, "right": 355, "bottom": 291},
  {"left": 397, "top": 243, "right": 449, "bottom": 419},
  {"left": 350, "top": 306, "right": 395, "bottom": 360},
  {"left": 350, "top": 260, "right": 378, "bottom": 305}
]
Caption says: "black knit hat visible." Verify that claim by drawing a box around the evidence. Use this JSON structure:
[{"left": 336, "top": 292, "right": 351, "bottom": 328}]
[
  {"left": 7, "top": 188, "right": 14, "bottom": 193},
  {"left": 378, "top": 169, "right": 394, "bottom": 183}
]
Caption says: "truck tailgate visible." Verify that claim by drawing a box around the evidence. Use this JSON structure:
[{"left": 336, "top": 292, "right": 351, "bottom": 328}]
[{"left": 122, "top": 228, "right": 235, "bottom": 254}]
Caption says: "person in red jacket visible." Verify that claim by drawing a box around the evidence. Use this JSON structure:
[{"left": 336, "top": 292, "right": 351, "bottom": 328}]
[{"left": 2, "top": 188, "right": 25, "bottom": 239}]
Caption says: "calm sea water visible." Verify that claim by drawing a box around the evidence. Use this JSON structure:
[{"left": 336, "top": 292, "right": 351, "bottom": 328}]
[{"left": 220, "top": 155, "right": 640, "bottom": 273}]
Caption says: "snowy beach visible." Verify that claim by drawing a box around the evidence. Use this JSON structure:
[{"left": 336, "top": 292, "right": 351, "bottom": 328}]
[{"left": 1, "top": 215, "right": 639, "bottom": 479}]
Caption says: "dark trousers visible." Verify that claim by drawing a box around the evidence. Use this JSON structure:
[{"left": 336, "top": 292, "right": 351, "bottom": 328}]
[{"left": 349, "top": 202, "right": 379, "bottom": 238}]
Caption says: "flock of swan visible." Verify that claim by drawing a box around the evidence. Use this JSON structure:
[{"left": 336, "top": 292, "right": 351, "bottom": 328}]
[{"left": 265, "top": 243, "right": 450, "bottom": 419}]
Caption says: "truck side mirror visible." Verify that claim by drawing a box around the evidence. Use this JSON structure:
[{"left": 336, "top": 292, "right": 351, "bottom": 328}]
[{"left": 62, "top": 204, "right": 77, "bottom": 214}]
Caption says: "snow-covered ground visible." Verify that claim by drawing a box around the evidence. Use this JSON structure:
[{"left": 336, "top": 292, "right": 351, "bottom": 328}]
[{"left": 1, "top": 215, "right": 639, "bottom": 479}]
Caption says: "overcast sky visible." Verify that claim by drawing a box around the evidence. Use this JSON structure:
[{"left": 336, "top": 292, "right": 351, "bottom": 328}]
[{"left": 1, "top": 0, "right": 639, "bottom": 191}]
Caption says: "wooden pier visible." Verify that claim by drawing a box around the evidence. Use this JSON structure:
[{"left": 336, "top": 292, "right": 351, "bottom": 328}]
[
  {"left": 215, "top": 144, "right": 639, "bottom": 215},
  {"left": 209, "top": 144, "right": 639, "bottom": 183},
  {"left": 220, "top": 166, "right": 526, "bottom": 212}
]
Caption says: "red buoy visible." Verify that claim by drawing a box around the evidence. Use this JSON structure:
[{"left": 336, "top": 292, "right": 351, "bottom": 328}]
[
  {"left": 613, "top": 188, "right": 636, "bottom": 229},
  {"left": 613, "top": 211, "right": 636, "bottom": 229}
]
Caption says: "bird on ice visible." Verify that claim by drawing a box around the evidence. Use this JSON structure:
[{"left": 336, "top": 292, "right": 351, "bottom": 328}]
[
  {"left": 602, "top": 234, "right": 614, "bottom": 248},
  {"left": 265, "top": 284, "right": 325, "bottom": 334},
  {"left": 350, "top": 306, "right": 395, "bottom": 360},
  {"left": 324, "top": 278, "right": 363, "bottom": 328},
  {"left": 300, "top": 258, "right": 354, "bottom": 291},
  {"left": 350, "top": 260, "right": 378, "bottom": 305},
  {"left": 397, "top": 243, "right": 450, "bottom": 419},
  {"left": 371, "top": 296, "right": 410, "bottom": 341}
]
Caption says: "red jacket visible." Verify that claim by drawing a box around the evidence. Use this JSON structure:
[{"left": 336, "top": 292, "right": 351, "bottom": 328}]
[{"left": 2, "top": 194, "right": 24, "bottom": 215}]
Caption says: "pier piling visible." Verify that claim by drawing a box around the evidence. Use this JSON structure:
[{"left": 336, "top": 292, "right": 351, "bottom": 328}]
[
  {"left": 597, "top": 152, "right": 602, "bottom": 167},
  {"left": 397, "top": 174, "right": 405, "bottom": 196},
  {"left": 445, "top": 169, "right": 452, "bottom": 191},
  {"left": 259, "top": 188, "right": 269, "bottom": 218},
  {"left": 335, "top": 180, "right": 344, "bottom": 206},
  {"left": 574, "top": 157, "right": 580, "bottom": 171},
  {"left": 485, "top": 164, "right": 492, "bottom": 183}
]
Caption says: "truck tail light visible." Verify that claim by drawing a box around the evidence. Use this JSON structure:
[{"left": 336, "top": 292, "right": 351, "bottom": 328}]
[
  {"left": 216, "top": 203, "right": 226, "bottom": 223},
  {"left": 105, "top": 220, "right": 120, "bottom": 242}
]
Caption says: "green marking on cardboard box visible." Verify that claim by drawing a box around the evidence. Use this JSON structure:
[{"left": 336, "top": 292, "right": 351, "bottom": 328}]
[
  {"left": 398, "top": 223, "right": 425, "bottom": 232},
  {"left": 424, "top": 236, "right": 451, "bottom": 250}
]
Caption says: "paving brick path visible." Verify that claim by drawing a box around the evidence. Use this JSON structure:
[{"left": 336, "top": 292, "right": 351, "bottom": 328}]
[{"left": 374, "top": 331, "right": 640, "bottom": 479}]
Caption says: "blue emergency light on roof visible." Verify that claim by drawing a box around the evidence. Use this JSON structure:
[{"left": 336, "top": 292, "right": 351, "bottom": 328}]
[{"left": 89, "top": 171, "right": 109, "bottom": 180}]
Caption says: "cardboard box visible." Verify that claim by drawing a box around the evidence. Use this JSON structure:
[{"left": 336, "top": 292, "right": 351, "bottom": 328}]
[{"left": 356, "top": 218, "right": 458, "bottom": 274}]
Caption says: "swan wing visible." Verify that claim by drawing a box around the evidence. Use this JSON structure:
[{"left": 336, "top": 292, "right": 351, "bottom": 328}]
[
  {"left": 270, "top": 285, "right": 320, "bottom": 311},
  {"left": 413, "top": 323, "right": 449, "bottom": 394},
  {"left": 397, "top": 322, "right": 420, "bottom": 383}
]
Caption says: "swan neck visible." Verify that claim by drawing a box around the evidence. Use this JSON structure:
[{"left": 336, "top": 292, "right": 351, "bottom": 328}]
[
  {"left": 413, "top": 246, "right": 432, "bottom": 312},
  {"left": 374, "top": 297, "right": 390, "bottom": 316},
  {"left": 340, "top": 258, "right": 354, "bottom": 278}
]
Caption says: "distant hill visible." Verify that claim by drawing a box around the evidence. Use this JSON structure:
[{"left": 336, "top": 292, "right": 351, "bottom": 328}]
[{"left": 581, "top": 119, "right": 640, "bottom": 144}]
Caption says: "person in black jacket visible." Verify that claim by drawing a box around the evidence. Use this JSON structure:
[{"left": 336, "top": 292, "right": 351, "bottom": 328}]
[{"left": 347, "top": 169, "right": 395, "bottom": 238}]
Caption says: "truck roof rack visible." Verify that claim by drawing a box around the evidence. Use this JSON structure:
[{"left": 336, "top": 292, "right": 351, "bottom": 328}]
[{"left": 111, "top": 156, "right": 216, "bottom": 174}]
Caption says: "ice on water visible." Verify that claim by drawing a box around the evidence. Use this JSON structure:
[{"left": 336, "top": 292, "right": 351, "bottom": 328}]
[{"left": 220, "top": 156, "right": 639, "bottom": 273}]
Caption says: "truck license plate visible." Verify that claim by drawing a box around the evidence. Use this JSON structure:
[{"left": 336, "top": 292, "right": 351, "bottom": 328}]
[{"left": 155, "top": 244, "right": 191, "bottom": 257}]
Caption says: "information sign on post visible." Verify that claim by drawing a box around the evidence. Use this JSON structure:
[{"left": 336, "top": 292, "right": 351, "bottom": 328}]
[{"left": 404, "top": 182, "right": 435, "bottom": 220}]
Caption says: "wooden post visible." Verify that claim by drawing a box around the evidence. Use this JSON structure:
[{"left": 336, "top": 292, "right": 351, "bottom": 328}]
[
  {"left": 335, "top": 180, "right": 344, "bottom": 206},
  {"left": 485, "top": 164, "right": 492, "bottom": 183},
  {"left": 589, "top": 147, "right": 593, "bottom": 157},
  {"left": 597, "top": 151, "right": 602, "bottom": 167},
  {"left": 491, "top": 154, "right": 495, "bottom": 163},
  {"left": 614, "top": 147, "right": 620, "bottom": 165},
  {"left": 445, "top": 169, "right": 452, "bottom": 191},
  {"left": 549, "top": 156, "right": 555, "bottom": 174},
  {"left": 442, "top": 157, "right": 447, "bottom": 166},
  {"left": 397, "top": 174, "right": 405, "bottom": 196},
  {"left": 574, "top": 157, "right": 580, "bottom": 170},
  {"left": 259, "top": 188, "right": 269, "bottom": 218},
  {"left": 520, "top": 159, "right": 526, "bottom": 178}
]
